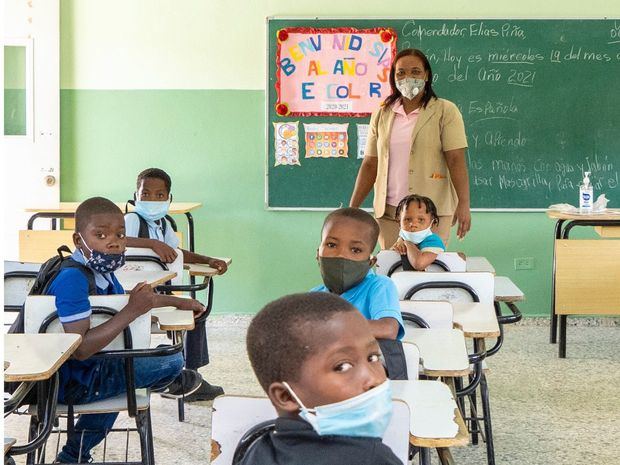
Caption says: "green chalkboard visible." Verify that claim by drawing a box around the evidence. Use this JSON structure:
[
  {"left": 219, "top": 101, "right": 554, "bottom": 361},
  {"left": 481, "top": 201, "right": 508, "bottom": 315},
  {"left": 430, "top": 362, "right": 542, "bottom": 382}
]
[{"left": 267, "top": 18, "right": 620, "bottom": 209}]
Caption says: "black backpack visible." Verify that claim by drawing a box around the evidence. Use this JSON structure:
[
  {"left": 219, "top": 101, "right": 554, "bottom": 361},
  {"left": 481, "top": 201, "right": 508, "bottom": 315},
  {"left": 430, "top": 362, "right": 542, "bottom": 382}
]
[
  {"left": 377, "top": 339, "right": 409, "bottom": 380},
  {"left": 6, "top": 246, "right": 96, "bottom": 401},
  {"left": 8, "top": 245, "right": 96, "bottom": 334},
  {"left": 125, "top": 200, "right": 167, "bottom": 238}
]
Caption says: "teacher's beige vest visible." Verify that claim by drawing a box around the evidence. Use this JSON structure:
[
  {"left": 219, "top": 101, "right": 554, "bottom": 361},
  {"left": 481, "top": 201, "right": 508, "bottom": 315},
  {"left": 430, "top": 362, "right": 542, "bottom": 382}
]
[{"left": 366, "top": 98, "right": 468, "bottom": 217}]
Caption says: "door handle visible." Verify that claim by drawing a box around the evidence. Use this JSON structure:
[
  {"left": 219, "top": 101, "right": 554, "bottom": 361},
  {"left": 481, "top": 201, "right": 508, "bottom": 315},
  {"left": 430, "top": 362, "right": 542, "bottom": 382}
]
[{"left": 44, "top": 175, "right": 56, "bottom": 186}]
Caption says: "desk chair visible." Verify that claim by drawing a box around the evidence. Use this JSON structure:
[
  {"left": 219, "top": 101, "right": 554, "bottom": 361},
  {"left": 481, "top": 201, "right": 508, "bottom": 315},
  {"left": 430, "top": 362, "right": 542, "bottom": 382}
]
[
  {"left": 211, "top": 397, "right": 411, "bottom": 465},
  {"left": 4, "top": 263, "right": 39, "bottom": 331},
  {"left": 20, "top": 295, "right": 186, "bottom": 465},
  {"left": 123, "top": 250, "right": 213, "bottom": 423},
  {"left": 376, "top": 250, "right": 466, "bottom": 276},
  {"left": 488, "top": 277, "right": 523, "bottom": 357},
  {"left": 392, "top": 271, "right": 495, "bottom": 465}
]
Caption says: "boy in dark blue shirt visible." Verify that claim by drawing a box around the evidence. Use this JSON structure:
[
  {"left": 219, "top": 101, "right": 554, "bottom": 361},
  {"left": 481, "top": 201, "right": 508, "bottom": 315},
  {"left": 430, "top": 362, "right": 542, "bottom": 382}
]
[
  {"left": 243, "top": 293, "right": 401, "bottom": 465},
  {"left": 50, "top": 197, "right": 205, "bottom": 463}
]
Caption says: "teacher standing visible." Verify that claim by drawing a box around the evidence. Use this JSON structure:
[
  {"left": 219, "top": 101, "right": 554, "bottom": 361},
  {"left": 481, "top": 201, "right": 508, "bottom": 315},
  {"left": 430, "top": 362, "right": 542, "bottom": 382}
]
[{"left": 350, "top": 48, "right": 471, "bottom": 249}]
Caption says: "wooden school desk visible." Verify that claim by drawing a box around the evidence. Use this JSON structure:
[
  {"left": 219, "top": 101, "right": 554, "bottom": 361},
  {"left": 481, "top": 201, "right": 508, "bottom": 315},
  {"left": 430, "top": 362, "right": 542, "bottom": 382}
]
[
  {"left": 466, "top": 257, "right": 496, "bottom": 274},
  {"left": 391, "top": 380, "right": 469, "bottom": 464},
  {"left": 4, "top": 333, "right": 82, "bottom": 459},
  {"left": 114, "top": 270, "right": 177, "bottom": 290},
  {"left": 150, "top": 306, "right": 196, "bottom": 332},
  {"left": 547, "top": 209, "right": 620, "bottom": 358},
  {"left": 452, "top": 302, "right": 501, "bottom": 340},
  {"left": 494, "top": 276, "right": 524, "bottom": 303},
  {"left": 184, "top": 257, "right": 233, "bottom": 278},
  {"left": 403, "top": 328, "right": 470, "bottom": 378},
  {"left": 25, "top": 201, "right": 202, "bottom": 251},
  {"left": 4, "top": 333, "right": 81, "bottom": 383}
]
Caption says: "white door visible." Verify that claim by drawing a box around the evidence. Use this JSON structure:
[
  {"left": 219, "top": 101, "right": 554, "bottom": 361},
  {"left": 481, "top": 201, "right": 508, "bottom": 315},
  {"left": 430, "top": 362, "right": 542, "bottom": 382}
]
[{"left": 3, "top": 0, "right": 60, "bottom": 261}]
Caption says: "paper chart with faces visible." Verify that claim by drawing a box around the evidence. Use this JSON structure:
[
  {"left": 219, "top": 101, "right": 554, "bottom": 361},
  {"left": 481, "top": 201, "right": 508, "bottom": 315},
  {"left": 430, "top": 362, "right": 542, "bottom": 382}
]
[{"left": 273, "top": 121, "right": 300, "bottom": 166}]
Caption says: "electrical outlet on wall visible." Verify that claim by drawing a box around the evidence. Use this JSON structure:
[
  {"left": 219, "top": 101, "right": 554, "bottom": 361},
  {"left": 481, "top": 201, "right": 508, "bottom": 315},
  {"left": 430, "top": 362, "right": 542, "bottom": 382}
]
[{"left": 514, "top": 257, "right": 535, "bottom": 270}]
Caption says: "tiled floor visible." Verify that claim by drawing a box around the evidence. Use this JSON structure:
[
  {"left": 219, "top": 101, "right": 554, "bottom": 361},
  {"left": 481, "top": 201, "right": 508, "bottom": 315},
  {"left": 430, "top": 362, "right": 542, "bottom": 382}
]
[{"left": 5, "top": 316, "right": 620, "bottom": 464}]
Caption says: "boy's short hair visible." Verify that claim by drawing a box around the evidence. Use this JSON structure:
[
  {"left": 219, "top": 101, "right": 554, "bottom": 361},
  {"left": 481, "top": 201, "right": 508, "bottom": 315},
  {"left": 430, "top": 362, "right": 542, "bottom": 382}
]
[
  {"left": 322, "top": 207, "right": 380, "bottom": 248},
  {"left": 136, "top": 168, "right": 172, "bottom": 193},
  {"left": 247, "top": 293, "right": 357, "bottom": 392},
  {"left": 395, "top": 194, "right": 439, "bottom": 226},
  {"left": 75, "top": 197, "right": 123, "bottom": 232}
]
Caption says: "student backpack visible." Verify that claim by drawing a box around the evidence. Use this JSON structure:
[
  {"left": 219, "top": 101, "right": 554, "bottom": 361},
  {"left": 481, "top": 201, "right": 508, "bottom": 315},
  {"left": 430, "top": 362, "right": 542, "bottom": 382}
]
[
  {"left": 377, "top": 339, "right": 409, "bottom": 380},
  {"left": 6, "top": 246, "right": 96, "bottom": 401},
  {"left": 8, "top": 245, "right": 96, "bottom": 334},
  {"left": 125, "top": 200, "right": 167, "bottom": 238}
]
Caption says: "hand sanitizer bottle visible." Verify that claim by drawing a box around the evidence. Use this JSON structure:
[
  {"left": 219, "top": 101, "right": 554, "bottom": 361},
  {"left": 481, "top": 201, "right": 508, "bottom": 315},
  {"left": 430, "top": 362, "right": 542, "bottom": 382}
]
[{"left": 579, "top": 171, "right": 593, "bottom": 213}]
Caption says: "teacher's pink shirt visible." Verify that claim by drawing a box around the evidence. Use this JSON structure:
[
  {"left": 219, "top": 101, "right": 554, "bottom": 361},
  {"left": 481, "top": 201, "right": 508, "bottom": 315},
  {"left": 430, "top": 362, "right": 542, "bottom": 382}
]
[{"left": 386, "top": 101, "right": 420, "bottom": 206}]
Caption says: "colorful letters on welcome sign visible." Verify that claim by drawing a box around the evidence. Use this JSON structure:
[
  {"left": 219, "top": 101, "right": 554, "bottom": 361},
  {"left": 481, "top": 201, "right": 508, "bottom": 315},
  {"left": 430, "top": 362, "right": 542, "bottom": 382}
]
[{"left": 275, "top": 27, "right": 397, "bottom": 117}]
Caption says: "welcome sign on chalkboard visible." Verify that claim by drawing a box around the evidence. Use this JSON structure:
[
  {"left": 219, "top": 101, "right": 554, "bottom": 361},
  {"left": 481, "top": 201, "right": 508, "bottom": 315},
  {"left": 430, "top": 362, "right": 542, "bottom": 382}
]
[
  {"left": 266, "top": 18, "right": 620, "bottom": 210},
  {"left": 274, "top": 27, "right": 397, "bottom": 117}
]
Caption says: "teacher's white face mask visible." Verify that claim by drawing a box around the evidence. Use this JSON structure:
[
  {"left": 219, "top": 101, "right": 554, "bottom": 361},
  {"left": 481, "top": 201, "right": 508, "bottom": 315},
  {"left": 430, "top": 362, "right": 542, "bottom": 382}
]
[{"left": 396, "top": 77, "right": 426, "bottom": 100}]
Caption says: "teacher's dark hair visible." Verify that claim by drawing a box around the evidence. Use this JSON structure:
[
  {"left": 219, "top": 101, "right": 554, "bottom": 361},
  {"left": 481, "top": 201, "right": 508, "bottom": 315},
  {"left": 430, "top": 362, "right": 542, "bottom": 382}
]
[{"left": 384, "top": 48, "right": 437, "bottom": 109}]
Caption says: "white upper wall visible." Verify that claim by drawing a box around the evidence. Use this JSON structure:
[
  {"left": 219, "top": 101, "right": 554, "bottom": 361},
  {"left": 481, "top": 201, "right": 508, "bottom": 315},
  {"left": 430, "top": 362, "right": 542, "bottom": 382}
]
[{"left": 60, "top": 0, "right": 619, "bottom": 89}]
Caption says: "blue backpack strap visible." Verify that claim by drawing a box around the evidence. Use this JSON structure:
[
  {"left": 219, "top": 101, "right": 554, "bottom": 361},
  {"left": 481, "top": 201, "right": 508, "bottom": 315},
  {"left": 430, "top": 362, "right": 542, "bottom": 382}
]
[{"left": 58, "top": 258, "right": 97, "bottom": 295}]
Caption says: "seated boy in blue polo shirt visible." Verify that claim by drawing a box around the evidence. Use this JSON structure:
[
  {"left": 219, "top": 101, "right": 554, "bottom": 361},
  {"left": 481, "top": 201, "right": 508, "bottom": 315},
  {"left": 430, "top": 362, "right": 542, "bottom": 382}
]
[
  {"left": 243, "top": 292, "right": 401, "bottom": 465},
  {"left": 311, "top": 207, "right": 404, "bottom": 341},
  {"left": 124, "top": 167, "right": 226, "bottom": 401},
  {"left": 49, "top": 197, "right": 205, "bottom": 463}
]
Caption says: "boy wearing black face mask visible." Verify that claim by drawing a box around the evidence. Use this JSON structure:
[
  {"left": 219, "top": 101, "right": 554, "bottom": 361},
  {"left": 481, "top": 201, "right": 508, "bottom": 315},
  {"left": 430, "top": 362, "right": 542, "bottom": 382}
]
[
  {"left": 311, "top": 208, "right": 404, "bottom": 341},
  {"left": 47, "top": 197, "right": 205, "bottom": 463}
]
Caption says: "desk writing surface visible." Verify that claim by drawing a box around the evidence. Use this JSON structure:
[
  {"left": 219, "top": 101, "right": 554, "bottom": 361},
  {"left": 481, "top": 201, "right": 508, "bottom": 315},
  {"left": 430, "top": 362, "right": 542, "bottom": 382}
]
[
  {"left": 403, "top": 328, "right": 469, "bottom": 376},
  {"left": 115, "top": 270, "right": 176, "bottom": 290},
  {"left": 150, "top": 307, "right": 195, "bottom": 331},
  {"left": 26, "top": 202, "right": 202, "bottom": 215},
  {"left": 391, "top": 380, "right": 468, "bottom": 446},
  {"left": 4, "top": 333, "right": 82, "bottom": 382},
  {"left": 546, "top": 209, "right": 620, "bottom": 221},
  {"left": 5, "top": 437, "right": 16, "bottom": 455},
  {"left": 494, "top": 276, "right": 525, "bottom": 302},
  {"left": 466, "top": 257, "right": 496, "bottom": 274},
  {"left": 184, "top": 258, "right": 232, "bottom": 277},
  {"left": 452, "top": 302, "right": 500, "bottom": 338}
]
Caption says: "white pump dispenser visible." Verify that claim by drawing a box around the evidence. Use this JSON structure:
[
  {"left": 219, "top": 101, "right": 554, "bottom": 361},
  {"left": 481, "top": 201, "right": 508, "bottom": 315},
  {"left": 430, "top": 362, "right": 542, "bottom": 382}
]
[{"left": 579, "top": 171, "right": 593, "bottom": 212}]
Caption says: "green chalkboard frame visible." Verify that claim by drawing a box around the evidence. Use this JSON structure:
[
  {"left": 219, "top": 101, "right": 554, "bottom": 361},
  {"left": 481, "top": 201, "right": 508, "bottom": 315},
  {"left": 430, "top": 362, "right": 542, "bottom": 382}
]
[{"left": 266, "top": 17, "right": 620, "bottom": 211}]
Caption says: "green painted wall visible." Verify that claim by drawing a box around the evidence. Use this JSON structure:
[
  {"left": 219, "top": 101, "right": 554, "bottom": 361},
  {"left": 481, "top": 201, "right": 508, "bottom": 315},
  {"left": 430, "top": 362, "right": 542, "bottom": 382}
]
[
  {"left": 60, "top": 89, "right": 601, "bottom": 316},
  {"left": 4, "top": 45, "right": 27, "bottom": 135},
  {"left": 57, "top": 1, "right": 616, "bottom": 316}
]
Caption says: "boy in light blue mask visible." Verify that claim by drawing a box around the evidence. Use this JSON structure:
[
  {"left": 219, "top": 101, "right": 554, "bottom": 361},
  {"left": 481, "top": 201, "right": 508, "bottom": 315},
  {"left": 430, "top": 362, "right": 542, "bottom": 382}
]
[
  {"left": 243, "top": 293, "right": 401, "bottom": 465},
  {"left": 124, "top": 167, "right": 227, "bottom": 401},
  {"left": 391, "top": 194, "right": 445, "bottom": 271},
  {"left": 125, "top": 168, "right": 228, "bottom": 272}
]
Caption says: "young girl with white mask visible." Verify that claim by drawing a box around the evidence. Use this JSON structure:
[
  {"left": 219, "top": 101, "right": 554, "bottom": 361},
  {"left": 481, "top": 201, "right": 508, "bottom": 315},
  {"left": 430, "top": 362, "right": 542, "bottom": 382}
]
[{"left": 391, "top": 194, "right": 445, "bottom": 270}]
